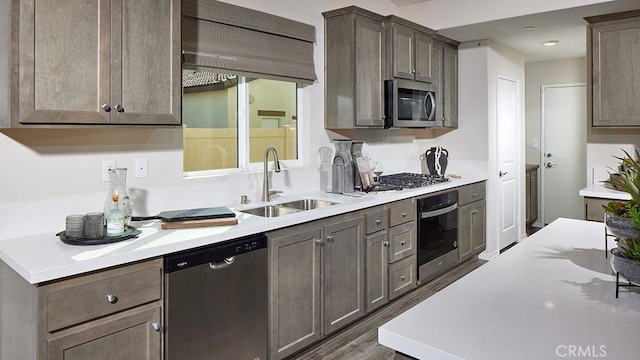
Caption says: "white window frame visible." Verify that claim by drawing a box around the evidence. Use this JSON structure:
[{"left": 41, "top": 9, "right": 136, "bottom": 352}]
[{"left": 183, "top": 76, "right": 305, "bottom": 178}]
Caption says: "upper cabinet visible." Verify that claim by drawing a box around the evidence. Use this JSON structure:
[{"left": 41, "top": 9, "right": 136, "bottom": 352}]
[
  {"left": 432, "top": 38, "right": 459, "bottom": 128},
  {"left": 586, "top": 10, "right": 640, "bottom": 127},
  {"left": 324, "top": 7, "right": 385, "bottom": 129},
  {"left": 384, "top": 18, "right": 434, "bottom": 83},
  {"left": 6, "top": 0, "right": 181, "bottom": 127}
]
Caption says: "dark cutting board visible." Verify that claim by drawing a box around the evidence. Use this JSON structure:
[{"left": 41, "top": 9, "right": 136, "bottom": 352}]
[{"left": 132, "top": 207, "right": 236, "bottom": 222}]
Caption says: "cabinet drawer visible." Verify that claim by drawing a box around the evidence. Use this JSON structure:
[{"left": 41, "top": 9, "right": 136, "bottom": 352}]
[
  {"left": 458, "top": 182, "right": 486, "bottom": 205},
  {"left": 388, "top": 199, "right": 415, "bottom": 227},
  {"left": 45, "top": 259, "right": 162, "bottom": 332},
  {"left": 365, "top": 207, "right": 388, "bottom": 235},
  {"left": 389, "top": 255, "right": 416, "bottom": 300},
  {"left": 388, "top": 221, "right": 415, "bottom": 262}
]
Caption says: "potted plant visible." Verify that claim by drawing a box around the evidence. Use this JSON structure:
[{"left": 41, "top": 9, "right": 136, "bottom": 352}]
[{"left": 603, "top": 149, "right": 640, "bottom": 284}]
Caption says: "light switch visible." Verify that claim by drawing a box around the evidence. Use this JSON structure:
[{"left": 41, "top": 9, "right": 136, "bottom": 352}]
[{"left": 531, "top": 140, "right": 539, "bottom": 149}]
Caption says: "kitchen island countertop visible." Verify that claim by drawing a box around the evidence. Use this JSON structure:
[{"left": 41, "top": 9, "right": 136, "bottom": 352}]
[
  {"left": 378, "top": 218, "right": 639, "bottom": 359},
  {"left": 0, "top": 175, "right": 486, "bottom": 284}
]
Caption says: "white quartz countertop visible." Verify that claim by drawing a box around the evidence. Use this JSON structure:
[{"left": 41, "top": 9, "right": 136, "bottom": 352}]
[
  {"left": 378, "top": 218, "right": 640, "bottom": 360},
  {"left": 579, "top": 183, "right": 630, "bottom": 200},
  {"left": 0, "top": 175, "right": 486, "bottom": 284}
]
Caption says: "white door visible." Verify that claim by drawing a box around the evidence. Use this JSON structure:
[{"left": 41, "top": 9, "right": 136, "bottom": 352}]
[
  {"left": 497, "top": 78, "right": 519, "bottom": 250},
  {"left": 542, "top": 84, "right": 586, "bottom": 224}
]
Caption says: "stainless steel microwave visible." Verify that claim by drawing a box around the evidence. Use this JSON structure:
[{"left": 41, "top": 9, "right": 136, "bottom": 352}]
[{"left": 384, "top": 79, "right": 437, "bottom": 128}]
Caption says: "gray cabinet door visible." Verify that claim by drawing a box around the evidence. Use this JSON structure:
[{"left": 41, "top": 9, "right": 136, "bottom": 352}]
[
  {"left": 111, "top": 0, "right": 181, "bottom": 125},
  {"left": 366, "top": 231, "right": 389, "bottom": 313},
  {"left": 15, "top": 0, "right": 110, "bottom": 125},
  {"left": 12, "top": 0, "right": 180, "bottom": 126},
  {"left": 458, "top": 203, "right": 473, "bottom": 262},
  {"left": 390, "top": 24, "right": 415, "bottom": 80},
  {"left": 323, "top": 216, "right": 365, "bottom": 335},
  {"left": 591, "top": 17, "right": 640, "bottom": 127},
  {"left": 433, "top": 41, "right": 458, "bottom": 128},
  {"left": 471, "top": 200, "right": 487, "bottom": 254},
  {"left": 324, "top": 10, "right": 384, "bottom": 129},
  {"left": 354, "top": 16, "right": 384, "bottom": 127},
  {"left": 443, "top": 45, "right": 458, "bottom": 128},
  {"left": 459, "top": 199, "right": 486, "bottom": 261},
  {"left": 47, "top": 304, "right": 161, "bottom": 360},
  {"left": 269, "top": 226, "right": 322, "bottom": 360},
  {"left": 414, "top": 32, "right": 433, "bottom": 83}
]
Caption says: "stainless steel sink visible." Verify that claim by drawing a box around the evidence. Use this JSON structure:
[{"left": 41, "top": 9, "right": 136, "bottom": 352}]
[
  {"left": 278, "top": 198, "right": 337, "bottom": 210},
  {"left": 240, "top": 205, "right": 302, "bottom": 218},
  {"left": 239, "top": 198, "right": 338, "bottom": 217}
]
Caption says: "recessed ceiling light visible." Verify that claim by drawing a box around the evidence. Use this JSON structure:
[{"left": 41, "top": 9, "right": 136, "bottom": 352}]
[
  {"left": 544, "top": 40, "right": 559, "bottom": 46},
  {"left": 524, "top": 26, "right": 535, "bottom": 30}
]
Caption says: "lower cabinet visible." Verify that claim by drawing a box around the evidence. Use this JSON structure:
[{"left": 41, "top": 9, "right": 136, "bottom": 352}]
[
  {"left": 47, "top": 304, "right": 161, "bottom": 360},
  {"left": 0, "top": 258, "right": 163, "bottom": 360},
  {"left": 584, "top": 197, "right": 613, "bottom": 222},
  {"left": 458, "top": 182, "right": 487, "bottom": 262},
  {"left": 365, "top": 228, "right": 389, "bottom": 313},
  {"left": 268, "top": 213, "right": 365, "bottom": 360}
]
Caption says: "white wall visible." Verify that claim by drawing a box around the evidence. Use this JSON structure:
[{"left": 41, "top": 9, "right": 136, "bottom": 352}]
[{"left": 525, "top": 58, "right": 587, "bottom": 166}]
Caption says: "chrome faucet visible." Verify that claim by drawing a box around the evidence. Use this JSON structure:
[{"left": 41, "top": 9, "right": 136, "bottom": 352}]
[{"left": 262, "top": 147, "right": 282, "bottom": 202}]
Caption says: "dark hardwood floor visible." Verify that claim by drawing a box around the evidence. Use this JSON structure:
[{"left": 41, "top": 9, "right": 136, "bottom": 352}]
[{"left": 290, "top": 257, "right": 487, "bottom": 360}]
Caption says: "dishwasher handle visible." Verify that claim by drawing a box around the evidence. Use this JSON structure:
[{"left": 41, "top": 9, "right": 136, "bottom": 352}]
[{"left": 209, "top": 257, "right": 235, "bottom": 270}]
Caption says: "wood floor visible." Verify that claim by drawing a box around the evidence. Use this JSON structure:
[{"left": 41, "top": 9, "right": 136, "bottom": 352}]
[{"left": 290, "top": 257, "right": 487, "bottom": 360}]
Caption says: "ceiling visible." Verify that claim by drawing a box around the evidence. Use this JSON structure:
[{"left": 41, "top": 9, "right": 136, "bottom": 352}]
[{"left": 434, "top": 0, "right": 639, "bottom": 63}]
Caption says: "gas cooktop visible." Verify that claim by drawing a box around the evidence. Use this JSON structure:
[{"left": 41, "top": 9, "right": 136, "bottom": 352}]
[{"left": 377, "top": 172, "right": 450, "bottom": 189}]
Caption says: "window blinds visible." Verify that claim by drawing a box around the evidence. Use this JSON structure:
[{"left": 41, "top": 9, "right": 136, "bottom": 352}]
[{"left": 182, "top": 0, "right": 317, "bottom": 84}]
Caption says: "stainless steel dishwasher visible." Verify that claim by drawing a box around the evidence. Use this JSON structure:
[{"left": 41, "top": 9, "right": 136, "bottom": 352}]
[{"left": 164, "top": 233, "right": 267, "bottom": 360}]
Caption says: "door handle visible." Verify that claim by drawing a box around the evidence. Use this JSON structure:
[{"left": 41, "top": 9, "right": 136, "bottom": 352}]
[
  {"left": 499, "top": 171, "right": 509, "bottom": 177},
  {"left": 546, "top": 162, "right": 557, "bottom": 168}
]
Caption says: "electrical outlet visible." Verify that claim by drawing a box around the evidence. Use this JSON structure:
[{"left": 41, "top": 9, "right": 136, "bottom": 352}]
[
  {"left": 102, "top": 160, "right": 116, "bottom": 182},
  {"left": 135, "top": 158, "right": 148, "bottom": 178}
]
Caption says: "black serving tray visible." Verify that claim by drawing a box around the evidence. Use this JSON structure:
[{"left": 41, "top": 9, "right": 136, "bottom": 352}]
[{"left": 57, "top": 226, "right": 142, "bottom": 246}]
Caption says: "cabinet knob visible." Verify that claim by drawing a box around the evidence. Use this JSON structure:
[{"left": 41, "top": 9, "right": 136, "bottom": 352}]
[
  {"left": 400, "top": 240, "right": 406, "bottom": 246},
  {"left": 401, "top": 212, "right": 407, "bottom": 218},
  {"left": 411, "top": 69, "right": 416, "bottom": 74},
  {"left": 106, "top": 294, "right": 118, "bottom": 304},
  {"left": 327, "top": 235, "right": 334, "bottom": 242},
  {"left": 101, "top": 103, "right": 111, "bottom": 112},
  {"left": 400, "top": 275, "right": 406, "bottom": 281},
  {"left": 376, "top": 219, "right": 382, "bottom": 225},
  {"left": 383, "top": 240, "right": 390, "bottom": 247},
  {"left": 315, "top": 238, "right": 324, "bottom": 246},
  {"left": 472, "top": 193, "right": 477, "bottom": 197},
  {"left": 151, "top": 322, "right": 161, "bottom": 332},
  {"left": 115, "top": 104, "right": 125, "bottom": 113}
]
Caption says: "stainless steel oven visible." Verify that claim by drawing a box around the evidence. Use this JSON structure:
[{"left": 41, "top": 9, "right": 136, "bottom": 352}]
[
  {"left": 417, "top": 190, "right": 459, "bottom": 285},
  {"left": 384, "top": 78, "right": 436, "bottom": 128}
]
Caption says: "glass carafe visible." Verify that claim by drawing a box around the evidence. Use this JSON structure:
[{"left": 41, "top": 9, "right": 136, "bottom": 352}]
[{"left": 104, "top": 168, "right": 134, "bottom": 226}]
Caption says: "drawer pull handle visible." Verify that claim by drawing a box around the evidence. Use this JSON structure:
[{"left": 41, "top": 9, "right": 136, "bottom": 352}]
[
  {"left": 400, "top": 275, "right": 406, "bottom": 281},
  {"left": 400, "top": 240, "right": 406, "bottom": 246},
  {"left": 383, "top": 241, "right": 390, "bottom": 247},
  {"left": 106, "top": 294, "right": 118, "bottom": 304},
  {"left": 401, "top": 212, "right": 407, "bottom": 218},
  {"left": 152, "top": 322, "right": 161, "bottom": 332},
  {"left": 315, "top": 238, "right": 324, "bottom": 246},
  {"left": 376, "top": 219, "right": 382, "bottom": 225}
]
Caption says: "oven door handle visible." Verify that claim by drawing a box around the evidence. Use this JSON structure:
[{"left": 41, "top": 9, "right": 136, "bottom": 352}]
[{"left": 420, "top": 203, "right": 458, "bottom": 218}]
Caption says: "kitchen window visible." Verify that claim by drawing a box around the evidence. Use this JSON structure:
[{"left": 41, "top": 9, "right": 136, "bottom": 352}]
[{"left": 182, "top": 70, "right": 300, "bottom": 174}]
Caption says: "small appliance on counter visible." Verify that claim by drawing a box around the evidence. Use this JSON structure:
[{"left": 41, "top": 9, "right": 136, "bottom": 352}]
[{"left": 330, "top": 139, "right": 355, "bottom": 194}]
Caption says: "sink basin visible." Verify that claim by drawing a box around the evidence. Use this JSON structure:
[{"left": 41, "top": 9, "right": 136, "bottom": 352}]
[
  {"left": 278, "top": 198, "right": 337, "bottom": 210},
  {"left": 240, "top": 205, "right": 302, "bottom": 218},
  {"left": 239, "top": 198, "right": 338, "bottom": 217}
]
